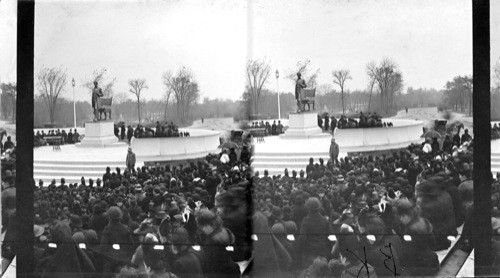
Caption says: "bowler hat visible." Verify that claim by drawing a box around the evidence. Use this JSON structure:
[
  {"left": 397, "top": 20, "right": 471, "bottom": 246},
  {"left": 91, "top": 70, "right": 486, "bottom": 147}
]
[
  {"left": 70, "top": 215, "right": 83, "bottom": 228},
  {"left": 305, "top": 197, "right": 321, "bottom": 212},
  {"left": 107, "top": 206, "right": 123, "bottom": 220}
]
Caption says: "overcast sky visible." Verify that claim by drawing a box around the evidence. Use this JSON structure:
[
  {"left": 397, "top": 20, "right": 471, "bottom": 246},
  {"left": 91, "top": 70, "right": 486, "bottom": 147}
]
[{"left": 1, "top": 0, "right": 500, "bottom": 102}]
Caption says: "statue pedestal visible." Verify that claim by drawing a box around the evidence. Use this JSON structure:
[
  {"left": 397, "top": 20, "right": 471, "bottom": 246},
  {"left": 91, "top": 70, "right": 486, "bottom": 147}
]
[
  {"left": 79, "top": 121, "right": 119, "bottom": 147},
  {"left": 280, "top": 112, "right": 324, "bottom": 139}
]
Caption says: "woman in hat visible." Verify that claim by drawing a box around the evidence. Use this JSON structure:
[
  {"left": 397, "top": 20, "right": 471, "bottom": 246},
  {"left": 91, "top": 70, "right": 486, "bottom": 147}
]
[
  {"left": 99, "top": 206, "right": 135, "bottom": 273},
  {"left": 195, "top": 210, "right": 240, "bottom": 278},
  {"left": 271, "top": 222, "right": 296, "bottom": 275},
  {"left": 336, "top": 225, "right": 377, "bottom": 278},
  {"left": 415, "top": 178, "right": 457, "bottom": 251},
  {"left": 357, "top": 210, "right": 405, "bottom": 277},
  {"left": 134, "top": 232, "right": 172, "bottom": 276},
  {"left": 170, "top": 226, "right": 205, "bottom": 278},
  {"left": 35, "top": 221, "right": 95, "bottom": 277},
  {"left": 297, "top": 197, "right": 331, "bottom": 268},
  {"left": 393, "top": 198, "right": 439, "bottom": 277},
  {"left": 90, "top": 203, "right": 109, "bottom": 242}
]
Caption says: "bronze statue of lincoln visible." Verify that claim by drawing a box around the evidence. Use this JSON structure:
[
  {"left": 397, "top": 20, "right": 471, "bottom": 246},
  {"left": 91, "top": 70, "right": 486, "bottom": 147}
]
[
  {"left": 92, "top": 81, "right": 104, "bottom": 121},
  {"left": 295, "top": 72, "right": 306, "bottom": 112}
]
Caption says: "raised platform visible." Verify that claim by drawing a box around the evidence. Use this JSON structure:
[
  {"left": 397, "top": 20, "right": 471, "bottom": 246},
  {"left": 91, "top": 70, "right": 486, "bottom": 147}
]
[
  {"left": 333, "top": 119, "right": 423, "bottom": 148},
  {"left": 79, "top": 121, "right": 118, "bottom": 147},
  {"left": 34, "top": 129, "right": 220, "bottom": 184},
  {"left": 280, "top": 112, "right": 323, "bottom": 139},
  {"left": 34, "top": 142, "right": 139, "bottom": 184},
  {"left": 130, "top": 129, "right": 220, "bottom": 162},
  {"left": 252, "top": 119, "right": 424, "bottom": 176}
]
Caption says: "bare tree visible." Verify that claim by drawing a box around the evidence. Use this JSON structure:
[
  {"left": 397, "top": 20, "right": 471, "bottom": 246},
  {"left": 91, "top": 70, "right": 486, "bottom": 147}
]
[
  {"left": 82, "top": 68, "right": 117, "bottom": 98},
  {"left": 113, "top": 92, "right": 130, "bottom": 105},
  {"left": 162, "top": 72, "right": 175, "bottom": 121},
  {"left": 0, "top": 83, "right": 16, "bottom": 123},
  {"left": 366, "top": 58, "right": 403, "bottom": 114},
  {"left": 163, "top": 67, "right": 200, "bottom": 123},
  {"left": 332, "top": 69, "right": 352, "bottom": 115},
  {"left": 245, "top": 59, "right": 271, "bottom": 116},
  {"left": 112, "top": 92, "right": 130, "bottom": 122},
  {"left": 318, "top": 83, "right": 333, "bottom": 95},
  {"left": 128, "top": 79, "right": 148, "bottom": 124},
  {"left": 365, "top": 61, "right": 377, "bottom": 112},
  {"left": 444, "top": 75, "right": 472, "bottom": 114},
  {"left": 286, "top": 59, "right": 320, "bottom": 88},
  {"left": 37, "top": 67, "right": 67, "bottom": 124}
]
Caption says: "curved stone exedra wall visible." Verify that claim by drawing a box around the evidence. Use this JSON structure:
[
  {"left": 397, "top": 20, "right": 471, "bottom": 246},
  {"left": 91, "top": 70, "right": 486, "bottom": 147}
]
[
  {"left": 130, "top": 129, "right": 220, "bottom": 162},
  {"left": 333, "top": 119, "right": 423, "bottom": 148}
]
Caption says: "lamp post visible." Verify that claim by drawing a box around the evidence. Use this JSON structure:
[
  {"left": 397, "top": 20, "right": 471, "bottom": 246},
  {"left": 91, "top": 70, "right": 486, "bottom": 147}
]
[
  {"left": 275, "top": 69, "right": 280, "bottom": 120},
  {"left": 72, "top": 78, "right": 76, "bottom": 129}
]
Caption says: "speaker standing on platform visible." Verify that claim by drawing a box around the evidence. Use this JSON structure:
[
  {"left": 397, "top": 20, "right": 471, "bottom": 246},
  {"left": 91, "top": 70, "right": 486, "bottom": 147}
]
[
  {"left": 126, "top": 147, "right": 136, "bottom": 174},
  {"left": 329, "top": 137, "right": 339, "bottom": 164}
]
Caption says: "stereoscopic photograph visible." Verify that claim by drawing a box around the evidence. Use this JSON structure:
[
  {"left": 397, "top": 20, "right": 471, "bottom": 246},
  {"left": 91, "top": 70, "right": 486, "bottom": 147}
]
[{"left": 0, "top": 0, "right": 499, "bottom": 277}]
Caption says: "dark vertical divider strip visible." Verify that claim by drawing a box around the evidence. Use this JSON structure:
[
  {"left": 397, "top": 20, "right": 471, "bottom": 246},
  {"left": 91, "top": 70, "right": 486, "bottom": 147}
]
[
  {"left": 473, "top": 0, "right": 492, "bottom": 271},
  {"left": 17, "top": 0, "right": 35, "bottom": 275}
]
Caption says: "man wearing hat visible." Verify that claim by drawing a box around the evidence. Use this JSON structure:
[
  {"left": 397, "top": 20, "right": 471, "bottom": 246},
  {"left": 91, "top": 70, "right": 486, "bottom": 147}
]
[
  {"left": 126, "top": 147, "right": 136, "bottom": 174},
  {"left": 116, "top": 197, "right": 131, "bottom": 226},
  {"left": 100, "top": 206, "right": 134, "bottom": 251},
  {"left": 170, "top": 227, "right": 205, "bottom": 278},
  {"left": 70, "top": 214, "right": 98, "bottom": 244}
]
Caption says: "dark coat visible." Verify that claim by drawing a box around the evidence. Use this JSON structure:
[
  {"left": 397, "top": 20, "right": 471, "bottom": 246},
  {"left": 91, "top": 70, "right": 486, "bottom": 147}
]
[
  {"left": 200, "top": 227, "right": 240, "bottom": 278},
  {"left": 100, "top": 220, "right": 134, "bottom": 252},
  {"left": 90, "top": 213, "right": 109, "bottom": 241},
  {"left": 364, "top": 234, "right": 405, "bottom": 278},
  {"left": 445, "top": 183, "right": 466, "bottom": 227},
  {"left": 417, "top": 190, "right": 457, "bottom": 251},
  {"left": 330, "top": 142, "right": 340, "bottom": 160},
  {"left": 252, "top": 211, "right": 283, "bottom": 278},
  {"left": 297, "top": 212, "right": 331, "bottom": 259},
  {"left": 401, "top": 217, "right": 439, "bottom": 277},
  {"left": 295, "top": 78, "right": 306, "bottom": 100},
  {"left": 171, "top": 247, "right": 205, "bottom": 278},
  {"left": 91, "top": 87, "right": 104, "bottom": 109},
  {"left": 291, "top": 204, "right": 308, "bottom": 230}
]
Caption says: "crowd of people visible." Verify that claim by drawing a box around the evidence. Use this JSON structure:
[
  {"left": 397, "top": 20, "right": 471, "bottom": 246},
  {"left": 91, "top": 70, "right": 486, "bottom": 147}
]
[
  {"left": 248, "top": 121, "right": 285, "bottom": 136},
  {"left": 116, "top": 122, "right": 191, "bottom": 143},
  {"left": 243, "top": 111, "right": 391, "bottom": 139},
  {"left": 33, "top": 121, "right": 191, "bottom": 147},
  {"left": 318, "top": 112, "right": 393, "bottom": 132},
  {"left": 34, "top": 129, "right": 81, "bottom": 147},
  {"left": 252, "top": 132, "right": 476, "bottom": 277},
  {"left": 1, "top": 132, "right": 16, "bottom": 273},
  {"left": 29, "top": 146, "right": 255, "bottom": 278}
]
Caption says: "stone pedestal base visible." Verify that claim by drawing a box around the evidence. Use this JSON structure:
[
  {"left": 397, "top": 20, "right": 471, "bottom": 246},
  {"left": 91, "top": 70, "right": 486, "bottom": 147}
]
[
  {"left": 79, "top": 121, "right": 119, "bottom": 147},
  {"left": 280, "top": 112, "right": 323, "bottom": 139}
]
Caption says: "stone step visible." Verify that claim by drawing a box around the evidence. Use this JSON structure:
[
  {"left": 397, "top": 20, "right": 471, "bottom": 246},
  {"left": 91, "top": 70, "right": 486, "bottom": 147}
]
[
  {"left": 252, "top": 162, "right": 309, "bottom": 171},
  {"left": 34, "top": 159, "right": 126, "bottom": 166},
  {"left": 252, "top": 154, "right": 331, "bottom": 161},
  {"left": 34, "top": 168, "right": 110, "bottom": 176},
  {"left": 34, "top": 163, "right": 126, "bottom": 172},
  {"left": 254, "top": 149, "right": 329, "bottom": 159}
]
